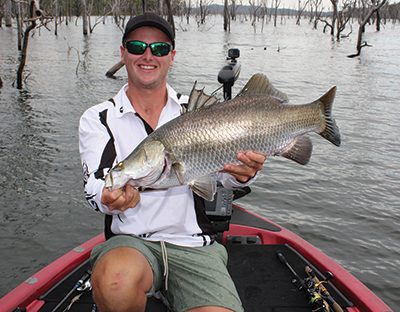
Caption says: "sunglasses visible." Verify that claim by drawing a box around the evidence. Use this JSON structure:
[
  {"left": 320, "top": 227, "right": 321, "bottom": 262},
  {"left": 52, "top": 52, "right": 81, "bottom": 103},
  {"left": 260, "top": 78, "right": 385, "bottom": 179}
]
[{"left": 125, "top": 40, "right": 172, "bottom": 57}]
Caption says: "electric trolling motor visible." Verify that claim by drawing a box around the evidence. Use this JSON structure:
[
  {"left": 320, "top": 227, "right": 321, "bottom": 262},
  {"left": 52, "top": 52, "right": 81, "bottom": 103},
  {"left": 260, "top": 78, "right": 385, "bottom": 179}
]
[{"left": 218, "top": 48, "right": 241, "bottom": 100}]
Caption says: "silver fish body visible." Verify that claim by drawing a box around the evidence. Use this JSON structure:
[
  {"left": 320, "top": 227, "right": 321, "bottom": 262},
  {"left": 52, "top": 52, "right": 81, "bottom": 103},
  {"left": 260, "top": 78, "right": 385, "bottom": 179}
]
[{"left": 104, "top": 73, "right": 340, "bottom": 200}]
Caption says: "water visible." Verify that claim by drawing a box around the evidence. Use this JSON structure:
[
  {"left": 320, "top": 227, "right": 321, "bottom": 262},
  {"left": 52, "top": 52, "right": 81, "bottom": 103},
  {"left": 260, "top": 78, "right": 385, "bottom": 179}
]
[{"left": 0, "top": 16, "right": 399, "bottom": 309}]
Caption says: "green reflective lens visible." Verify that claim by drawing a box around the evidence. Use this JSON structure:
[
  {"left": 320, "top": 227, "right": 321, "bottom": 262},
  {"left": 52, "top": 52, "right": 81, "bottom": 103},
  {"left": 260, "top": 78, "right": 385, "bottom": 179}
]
[
  {"left": 150, "top": 42, "right": 171, "bottom": 57},
  {"left": 125, "top": 40, "right": 171, "bottom": 57},
  {"left": 125, "top": 40, "right": 147, "bottom": 55}
]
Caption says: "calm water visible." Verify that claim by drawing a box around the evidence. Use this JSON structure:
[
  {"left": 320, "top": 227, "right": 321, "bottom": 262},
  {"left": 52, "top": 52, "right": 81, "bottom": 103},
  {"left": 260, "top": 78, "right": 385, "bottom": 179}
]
[{"left": 0, "top": 16, "right": 399, "bottom": 309}]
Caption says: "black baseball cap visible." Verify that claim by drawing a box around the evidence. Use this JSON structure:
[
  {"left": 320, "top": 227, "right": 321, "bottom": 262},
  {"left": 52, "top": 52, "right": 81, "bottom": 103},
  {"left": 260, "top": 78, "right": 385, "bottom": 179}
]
[{"left": 122, "top": 12, "right": 175, "bottom": 48}]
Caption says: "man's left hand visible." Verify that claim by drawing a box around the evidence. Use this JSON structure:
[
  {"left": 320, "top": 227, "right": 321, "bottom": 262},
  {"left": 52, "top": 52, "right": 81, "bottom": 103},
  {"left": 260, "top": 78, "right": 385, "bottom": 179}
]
[{"left": 223, "top": 151, "right": 267, "bottom": 183}]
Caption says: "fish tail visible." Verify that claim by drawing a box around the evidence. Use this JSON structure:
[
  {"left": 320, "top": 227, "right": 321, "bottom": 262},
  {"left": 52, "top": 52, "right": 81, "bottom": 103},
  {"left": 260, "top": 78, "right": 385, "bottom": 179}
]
[{"left": 318, "top": 86, "right": 341, "bottom": 147}]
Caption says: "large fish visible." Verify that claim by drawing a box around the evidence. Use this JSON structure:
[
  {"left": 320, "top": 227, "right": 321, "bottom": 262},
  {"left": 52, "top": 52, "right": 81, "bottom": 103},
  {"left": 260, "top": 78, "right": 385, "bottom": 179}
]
[{"left": 104, "top": 73, "right": 340, "bottom": 200}]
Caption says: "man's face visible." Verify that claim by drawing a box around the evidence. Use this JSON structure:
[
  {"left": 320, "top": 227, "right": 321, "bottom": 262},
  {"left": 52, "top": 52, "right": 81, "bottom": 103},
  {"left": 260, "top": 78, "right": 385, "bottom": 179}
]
[{"left": 121, "top": 26, "right": 175, "bottom": 90}]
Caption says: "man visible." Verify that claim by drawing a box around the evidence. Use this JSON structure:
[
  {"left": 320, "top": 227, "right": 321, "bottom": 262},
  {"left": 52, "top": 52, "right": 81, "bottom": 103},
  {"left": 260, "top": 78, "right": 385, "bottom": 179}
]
[{"left": 79, "top": 12, "right": 266, "bottom": 312}]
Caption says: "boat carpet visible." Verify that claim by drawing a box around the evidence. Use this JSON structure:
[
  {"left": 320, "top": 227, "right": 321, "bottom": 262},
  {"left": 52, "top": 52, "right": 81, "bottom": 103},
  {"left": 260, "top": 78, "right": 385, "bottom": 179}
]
[
  {"left": 34, "top": 243, "right": 349, "bottom": 312},
  {"left": 226, "top": 243, "right": 350, "bottom": 311}
]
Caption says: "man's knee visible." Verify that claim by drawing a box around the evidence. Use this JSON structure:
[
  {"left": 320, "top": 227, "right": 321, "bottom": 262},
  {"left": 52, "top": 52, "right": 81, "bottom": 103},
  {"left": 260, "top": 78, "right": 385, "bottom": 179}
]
[{"left": 91, "top": 247, "right": 153, "bottom": 311}]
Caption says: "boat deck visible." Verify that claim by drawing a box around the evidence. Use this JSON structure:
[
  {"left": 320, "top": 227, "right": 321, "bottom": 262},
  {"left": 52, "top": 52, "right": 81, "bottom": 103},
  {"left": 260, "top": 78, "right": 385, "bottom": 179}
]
[{"left": 36, "top": 243, "right": 350, "bottom": 312}]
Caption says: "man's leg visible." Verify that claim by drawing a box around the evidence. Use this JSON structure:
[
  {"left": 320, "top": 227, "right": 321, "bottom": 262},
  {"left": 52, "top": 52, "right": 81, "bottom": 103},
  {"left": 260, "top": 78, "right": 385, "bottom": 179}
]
[
  {"left": 162, "top": 242, "right": 243, "bottom": 312},
  {"left": 92, "top": 247, "right": 154, "bottom": 312}
]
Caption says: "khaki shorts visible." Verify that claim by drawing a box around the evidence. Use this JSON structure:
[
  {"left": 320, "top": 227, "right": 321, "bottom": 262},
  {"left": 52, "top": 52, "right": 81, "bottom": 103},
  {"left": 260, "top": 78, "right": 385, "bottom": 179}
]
[{"left": 91, "top": 235, "right": 243, "bottom": 312}]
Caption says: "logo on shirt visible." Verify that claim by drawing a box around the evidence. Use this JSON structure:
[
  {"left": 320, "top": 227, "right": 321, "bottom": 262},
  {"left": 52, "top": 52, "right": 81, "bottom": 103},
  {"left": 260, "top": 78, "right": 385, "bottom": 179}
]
[{"left": 82, "top": 161, "right": 89, "bottom": 185}]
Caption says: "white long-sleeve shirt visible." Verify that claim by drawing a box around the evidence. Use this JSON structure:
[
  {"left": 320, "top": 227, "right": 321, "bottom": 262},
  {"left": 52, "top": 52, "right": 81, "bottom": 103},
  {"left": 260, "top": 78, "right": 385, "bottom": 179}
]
[{"left": 79, "top": 84, "right": 250, "bottom": 247}]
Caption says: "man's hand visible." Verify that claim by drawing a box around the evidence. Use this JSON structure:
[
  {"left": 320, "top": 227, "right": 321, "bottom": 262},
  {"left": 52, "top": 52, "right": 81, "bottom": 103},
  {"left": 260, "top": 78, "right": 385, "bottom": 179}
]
[
  {"left": 101, "top": 184, "right": 140, "bottom": 212},
  {"left": 223, "top": 151, "right": 267, "bottom": 183}
]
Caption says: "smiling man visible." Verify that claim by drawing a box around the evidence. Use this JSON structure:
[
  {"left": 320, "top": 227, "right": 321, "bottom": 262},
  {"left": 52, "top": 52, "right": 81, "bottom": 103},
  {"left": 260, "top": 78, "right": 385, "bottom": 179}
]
[{"left": 79, "top": 12, "right": 266, "bottom": 312}]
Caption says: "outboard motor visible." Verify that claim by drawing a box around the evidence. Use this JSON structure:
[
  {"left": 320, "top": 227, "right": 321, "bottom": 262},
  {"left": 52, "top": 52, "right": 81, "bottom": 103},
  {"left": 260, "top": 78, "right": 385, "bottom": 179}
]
[{"left": 218, "top": 48, "right": 241, "bottom": 100}]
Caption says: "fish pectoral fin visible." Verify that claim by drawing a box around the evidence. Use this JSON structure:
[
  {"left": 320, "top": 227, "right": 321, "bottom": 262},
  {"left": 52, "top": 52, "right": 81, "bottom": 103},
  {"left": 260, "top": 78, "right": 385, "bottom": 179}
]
[
  {"left": 172, "top": 162, "right": 186, "bottom": 184},
  {"left": 281, "top": 136, "right": 313, "bottom": 165},
  {"left": 236, "top": 73, "right": 289, "bottom": 103},
  {"left": 189, "top": 175, "right": 218, "bottom": 201}
]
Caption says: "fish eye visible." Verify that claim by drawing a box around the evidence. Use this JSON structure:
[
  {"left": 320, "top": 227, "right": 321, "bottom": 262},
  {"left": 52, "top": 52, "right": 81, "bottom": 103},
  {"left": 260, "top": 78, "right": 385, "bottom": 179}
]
[{"left": 117, "top": 162, "right": 124, "bottom": 169}]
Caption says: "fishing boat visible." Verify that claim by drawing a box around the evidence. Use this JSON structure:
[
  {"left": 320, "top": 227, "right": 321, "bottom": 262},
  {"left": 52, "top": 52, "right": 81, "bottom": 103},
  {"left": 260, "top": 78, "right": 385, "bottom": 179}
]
[
  {"left": 0, "top": 199, "right": 393, "bottom": 312},
  {"left": 1, "top": 50, "right": 393, "bottom": 312}
]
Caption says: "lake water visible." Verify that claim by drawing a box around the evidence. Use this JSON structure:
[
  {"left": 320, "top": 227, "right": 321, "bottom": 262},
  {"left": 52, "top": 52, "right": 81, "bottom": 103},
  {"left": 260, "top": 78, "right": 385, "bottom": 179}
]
[{"left": 0, "top": 15, "right": 399, "bottom": 309}]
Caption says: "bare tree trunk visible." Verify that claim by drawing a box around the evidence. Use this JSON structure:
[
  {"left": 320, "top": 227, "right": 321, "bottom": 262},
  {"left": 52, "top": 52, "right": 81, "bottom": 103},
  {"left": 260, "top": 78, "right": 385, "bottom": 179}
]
[
  {"left": 16, "top": 0, "right": 23, "bottom": 50},
  {"left": 348, "top": 0, "right": 387, "bottom": 58},
  {"left": 5, "top": 0, "right": 12, "bottom": 26},
  {"left": 105, "top": 60, "right": 124, "bottom": 78},
  {"left": 54, "top": 0, "right": 59, "bottom": 35},
  {"left": 230, "top": 0, "right": 237, "bottom": 21},
  {"left": 296, "top": 0, "right": 310, "bottom": 25},
  {"left": 273, "top": 0, "right": 280, "bottom": 27},
  {"left": 164, "top": 0, "right": 175, "bottom": 37},
  {"left": 16, "top": 0, "right": 40, "bottom": 89},
  {"left": 375, "top": 9, "right": 381, "bottom": 30},
  {"left": 82, "top": 0, "right": 88, "bottom": 35},
  {"left": 223, "top": 0, "right": 230, "bottom": 31}
]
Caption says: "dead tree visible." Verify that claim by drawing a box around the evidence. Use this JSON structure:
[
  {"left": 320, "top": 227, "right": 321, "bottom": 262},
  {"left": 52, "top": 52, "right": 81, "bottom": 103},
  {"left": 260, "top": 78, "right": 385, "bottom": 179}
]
[
  {"left": 296, "top": 0, "right": 310, "bottom": 25},
  {"left": 183, "top": 0, "right": 192, "bottom": 24},
  {"left": 273, "top": 0, "right": 281, "bottom": 27},
  {"left": 249, "top": 0, "right": 261, "bottom": 32},
  {"left": 329, "top": 0, "right": 338, "bottom": 35},
  {"left": 81, "top": 0, "right": 88, "bottom": 35},
  {"left": 198, "top": 0, "right": 211, "bottom": 25},
  {"left": 14, "top": 0, "right": 24, "bottom": 50},
  {"left": 336, "top": 1, "right": 354, "bottom": 41},
  {"left": 223, "top": 0, "right": 230, "bottom": 31},
  {"left": 4, "top": 0, "right": 12, "bottom": 26},
  {"left": 230, "top": 0, "right": 237, "bottom": 21},
  {"left": 348, "top": 0, "right": 387, "bottom": 58},
  {"left": 16, "top": 0, "right": 40, "bottom": 89}
]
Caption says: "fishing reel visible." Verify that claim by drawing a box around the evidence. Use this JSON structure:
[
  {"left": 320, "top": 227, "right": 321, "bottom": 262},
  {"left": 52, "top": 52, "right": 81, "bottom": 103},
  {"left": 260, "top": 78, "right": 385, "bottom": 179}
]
[{"left": 277, "top": 252, "right": 343, "bottom": 312}]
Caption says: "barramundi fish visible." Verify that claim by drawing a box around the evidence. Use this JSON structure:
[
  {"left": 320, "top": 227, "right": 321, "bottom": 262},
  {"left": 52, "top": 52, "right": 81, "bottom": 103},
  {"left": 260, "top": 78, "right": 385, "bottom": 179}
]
[{"left": 104, "top": 73, "right": 341, "bottom": 200}]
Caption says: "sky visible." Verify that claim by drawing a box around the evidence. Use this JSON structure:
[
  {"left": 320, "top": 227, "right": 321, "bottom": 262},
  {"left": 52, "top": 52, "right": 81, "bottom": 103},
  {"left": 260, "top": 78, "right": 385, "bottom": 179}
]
[
  {"left": 225, "top": 0, "right": 333, "bottom": 10},
  {"left": 274, "top": 0, "right": 332, "bottom": 10}
]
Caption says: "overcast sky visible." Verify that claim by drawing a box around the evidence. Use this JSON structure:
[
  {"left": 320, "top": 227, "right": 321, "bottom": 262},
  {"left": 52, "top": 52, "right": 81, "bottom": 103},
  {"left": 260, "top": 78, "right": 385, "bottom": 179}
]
[
  {"left": 275, "top": 0, "right": 332, "bottom": 9},
  {"left": 230, "top": 0, "right": 333, "bottom": 10}
]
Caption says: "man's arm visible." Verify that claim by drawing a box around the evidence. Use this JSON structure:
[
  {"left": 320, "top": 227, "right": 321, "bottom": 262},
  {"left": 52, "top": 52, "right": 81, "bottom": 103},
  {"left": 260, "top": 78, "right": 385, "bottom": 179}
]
[{"left": 79, "top": 107, "right": 140, "bottom": 214}]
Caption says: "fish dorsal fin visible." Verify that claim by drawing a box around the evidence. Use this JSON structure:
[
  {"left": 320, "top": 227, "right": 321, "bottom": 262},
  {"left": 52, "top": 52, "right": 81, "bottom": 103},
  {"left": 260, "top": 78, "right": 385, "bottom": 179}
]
[
  {"left": 237, "top": 73, "right": 289, "bottom": 103},
  {"left": 186, "top": 82, "right": 220, "bottom": 112},
  {"left": 281, "top": 135, "right": 313, "bottom": 165},
  {"left": 189, "top": 175, "right": 218, "bottom": 201}
]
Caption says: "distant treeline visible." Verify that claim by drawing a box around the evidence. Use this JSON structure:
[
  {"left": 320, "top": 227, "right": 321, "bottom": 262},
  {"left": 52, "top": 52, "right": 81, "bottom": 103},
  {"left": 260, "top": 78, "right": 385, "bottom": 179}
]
[
  {"left": 0, "top": 0, "right": 397, "bottom": 89},
  {"left": 1, "top": 0, "right": 400, "bottom": 26}
]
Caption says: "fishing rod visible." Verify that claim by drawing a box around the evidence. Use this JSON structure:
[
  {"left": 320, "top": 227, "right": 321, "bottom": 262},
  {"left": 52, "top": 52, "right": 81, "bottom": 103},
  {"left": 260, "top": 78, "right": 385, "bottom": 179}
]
[
  {"left": 305, "top": 266, "right": 344, "bottom": 312},
  {"left": 50, "top": 269, "right": 92, "bottom": 312},
  {"left": 277, "top": 251, "right": 343, "bottom": 312}
]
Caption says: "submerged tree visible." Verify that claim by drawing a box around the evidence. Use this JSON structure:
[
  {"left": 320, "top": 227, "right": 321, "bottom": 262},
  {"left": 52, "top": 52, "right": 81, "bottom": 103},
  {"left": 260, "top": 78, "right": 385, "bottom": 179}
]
[
  {"left": 348, "top": 0, "right": 387, "bottom": 57},
  {"left": 17, "top": 1, "right": 41, "bottom": 88}
]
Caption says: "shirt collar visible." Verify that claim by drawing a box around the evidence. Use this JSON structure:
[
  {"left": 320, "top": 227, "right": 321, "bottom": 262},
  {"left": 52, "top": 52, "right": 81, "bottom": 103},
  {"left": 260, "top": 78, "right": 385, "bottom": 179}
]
[{"left": 114, "top": 83, "right": 183, "bottom": 118}]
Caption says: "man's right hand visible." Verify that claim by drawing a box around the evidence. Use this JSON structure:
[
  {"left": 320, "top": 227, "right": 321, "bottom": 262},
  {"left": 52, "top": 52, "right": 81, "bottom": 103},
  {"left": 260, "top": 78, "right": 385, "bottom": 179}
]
[{"left": 101, "top": 184, "right": 140, "bottom": 212}]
